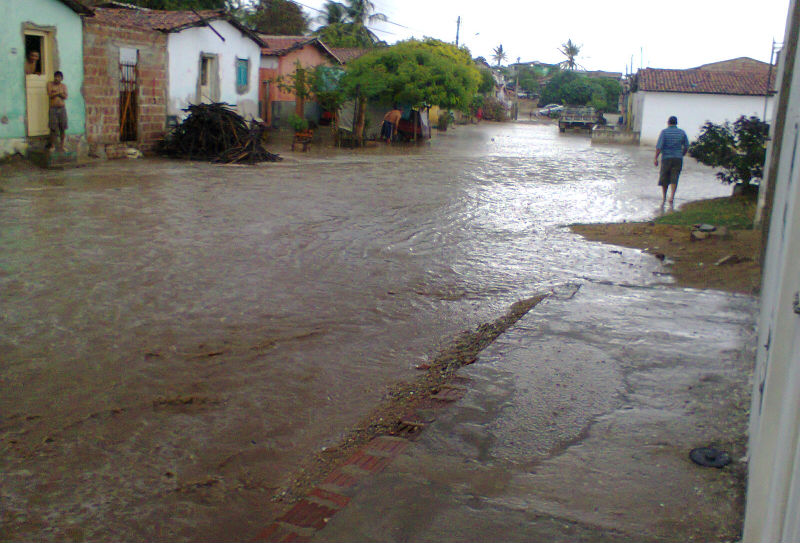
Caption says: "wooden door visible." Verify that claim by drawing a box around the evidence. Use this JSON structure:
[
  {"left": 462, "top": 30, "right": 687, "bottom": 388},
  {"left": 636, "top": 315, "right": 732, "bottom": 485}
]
[
  {"left": 199, "top": 56, "right": 214, "bottom": 104},
  {"left": 25, "top": 30, "right": 52, "bottom": 137}
]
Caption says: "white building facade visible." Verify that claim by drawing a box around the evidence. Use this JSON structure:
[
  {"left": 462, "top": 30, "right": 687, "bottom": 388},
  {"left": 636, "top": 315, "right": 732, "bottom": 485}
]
[
  {"left": 167, "top": 19, "right": 262, "bottom": 120},
  {"left": 629, "top": 64, "right": 776, "bottom": 145},
  {"left": 743, "top": 0, "right": 800, "bottom": 540},
  {"left": 633, "top": 91, "right": 775, "bottom": 145}
]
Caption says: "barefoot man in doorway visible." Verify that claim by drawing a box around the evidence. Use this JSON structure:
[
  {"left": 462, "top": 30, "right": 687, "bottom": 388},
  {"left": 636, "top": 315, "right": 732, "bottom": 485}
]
[
  {"left": 654, "top": 115, "right": 689, "bottom": 206},
  {"left": 46, "top": 71, "right": 68, "bottom": 152}
]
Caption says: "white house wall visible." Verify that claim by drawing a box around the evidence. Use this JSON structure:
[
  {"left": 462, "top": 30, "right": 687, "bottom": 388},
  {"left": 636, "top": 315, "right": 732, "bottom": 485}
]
[
  {"left": 637, "top": 91, "right": 776, "bottom": 145},
  {"left": 167, "top": 20, "right": 260, "bottom": 119},
  {"left": 743, "top": 0, "right": 800, "bottom": 538}
]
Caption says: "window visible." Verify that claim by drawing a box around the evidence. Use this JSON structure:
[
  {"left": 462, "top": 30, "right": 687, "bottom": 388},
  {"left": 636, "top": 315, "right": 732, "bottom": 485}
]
[
  {"left": 24, "top": 34, "right": 43, "bottom": 75},
  {"left": 236, "top": 58, "right": 249, "bottom": 93}
]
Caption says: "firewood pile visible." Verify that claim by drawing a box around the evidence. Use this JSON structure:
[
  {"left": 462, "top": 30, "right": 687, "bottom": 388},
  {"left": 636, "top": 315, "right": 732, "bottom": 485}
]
[{"left": 158, "top": 103, "right": 281, "bottom": 164}]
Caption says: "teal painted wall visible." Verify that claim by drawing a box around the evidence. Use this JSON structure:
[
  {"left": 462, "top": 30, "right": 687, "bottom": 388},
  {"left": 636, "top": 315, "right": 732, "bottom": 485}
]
[{"left": 0, "top": 0, "right": 86, "bottom": 140}]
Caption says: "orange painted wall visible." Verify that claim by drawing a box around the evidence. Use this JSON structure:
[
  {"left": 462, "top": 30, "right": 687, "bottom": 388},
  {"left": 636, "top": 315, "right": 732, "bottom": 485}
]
[{"left": 258, "top": 44, "right": 336, "bottom": 123}]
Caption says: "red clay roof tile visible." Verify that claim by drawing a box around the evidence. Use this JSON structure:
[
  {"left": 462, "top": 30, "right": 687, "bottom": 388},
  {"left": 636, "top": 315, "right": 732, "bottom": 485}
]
[
  {"left": 638, "top": 67, "right": 775, "bottom": 96},
  {"left": 92, "top": 7, "right": 223, "bottom": 31}
]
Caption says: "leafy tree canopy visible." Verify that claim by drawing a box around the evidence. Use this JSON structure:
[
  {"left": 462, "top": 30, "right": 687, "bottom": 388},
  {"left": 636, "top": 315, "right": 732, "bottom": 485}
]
[
  {"left": 538, "top": 70, "right": 620, "bottom": 112},
  {"left": 342, "top": 39, "right": 481, "bottom": 111},
  {"left": 477, "top": 67, "right": 495, "bottom": 94},
  {"left": 492, "top": 44, "right": 507, "bottom": 67},
  {"left": 316, "top": 1, "right": 348, "bottom": 25},
  {"left": 314, "top": 22, "right": 381, "bottom": 47},
  {"left": 559, "top": 38, "right": 581, "bottom": 70},
  {"left": 246, "top": 0, "right": 309, "bottom": 35},
  {"left": 343, "top": 0, "right": 387, "bottom": 25},
  {"left": 313, "top": 0, "right": 387, "bottom": 46},
  {"left": 689, "top": 116, "right": 769, "bottom": 186},
  {"left": 516, "top": 65, "right": 542, "bottom": 94}
]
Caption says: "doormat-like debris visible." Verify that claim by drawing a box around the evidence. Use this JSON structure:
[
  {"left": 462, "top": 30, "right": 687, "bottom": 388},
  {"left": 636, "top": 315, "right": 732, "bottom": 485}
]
[{"left": 689, "top": 447, "right": 731, "bottom": 468}]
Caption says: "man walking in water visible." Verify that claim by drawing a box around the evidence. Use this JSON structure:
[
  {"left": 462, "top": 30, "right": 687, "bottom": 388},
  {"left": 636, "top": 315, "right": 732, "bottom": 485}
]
[
  {"left": 46, "top": 71, "right": 69, "bottom": 152},
  {"left": 654, "top": 115, "right": 689, "bottom": 206},
  {"left": 381, "top": 104, "right": 402, "bottom": 144}
]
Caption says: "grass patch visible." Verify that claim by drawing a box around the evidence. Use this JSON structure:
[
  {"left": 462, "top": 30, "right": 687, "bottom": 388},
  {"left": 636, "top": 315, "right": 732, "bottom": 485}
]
[{"left": 655, "top": 194, "right": 757, "bottom": 229}]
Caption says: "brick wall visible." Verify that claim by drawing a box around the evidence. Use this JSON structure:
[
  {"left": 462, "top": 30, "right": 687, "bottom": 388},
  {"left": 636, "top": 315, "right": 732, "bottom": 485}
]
[{"left": 83, "top": 21, "right": 168, "bottom": 157}]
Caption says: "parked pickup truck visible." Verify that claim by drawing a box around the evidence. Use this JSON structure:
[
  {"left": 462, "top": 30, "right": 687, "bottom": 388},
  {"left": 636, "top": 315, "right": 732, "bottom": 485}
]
[{"left": 558, "top": 106, "right": 597, "bottom": 132}]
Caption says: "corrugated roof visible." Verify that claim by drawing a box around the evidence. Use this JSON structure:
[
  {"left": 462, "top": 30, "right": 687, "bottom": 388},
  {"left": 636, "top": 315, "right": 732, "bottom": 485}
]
[
  {"left": 91, "top": 8, "right": 265, "bottom": 46},
  {"left": 637, "top": 67, "right": 775, "bottom": 96}
]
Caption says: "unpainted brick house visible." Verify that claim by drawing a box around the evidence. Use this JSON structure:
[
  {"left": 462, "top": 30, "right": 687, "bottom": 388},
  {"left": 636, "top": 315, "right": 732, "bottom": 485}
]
[
  {"left": 84, "top": 5, "right": 265, "bottom": 157},
  {"left": 83, "top": 8, "right": 168, "bottom": 157}
]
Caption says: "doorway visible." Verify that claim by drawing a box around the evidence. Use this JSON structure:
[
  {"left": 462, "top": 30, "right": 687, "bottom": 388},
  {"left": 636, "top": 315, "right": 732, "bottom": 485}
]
[
  {"left": 119, "top": 48, "right": 138, "bottom": 142},
  {"left": 198, "top": 54, "right": 218, "bottom": 104},
  {"left": 24, "top": 30, "right": 53, "bottom": 137}
]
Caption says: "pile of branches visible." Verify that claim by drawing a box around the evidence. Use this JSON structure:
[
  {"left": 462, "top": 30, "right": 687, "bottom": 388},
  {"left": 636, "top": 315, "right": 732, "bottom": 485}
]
[{"left": 159, "top": 103, "right": 281, "bottom": 164}]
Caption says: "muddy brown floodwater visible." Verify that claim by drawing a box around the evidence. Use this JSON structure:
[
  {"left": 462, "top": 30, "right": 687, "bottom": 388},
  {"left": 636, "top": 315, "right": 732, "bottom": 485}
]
[{"left": 0, "top": 124, "right": 733, "bottom": 541}]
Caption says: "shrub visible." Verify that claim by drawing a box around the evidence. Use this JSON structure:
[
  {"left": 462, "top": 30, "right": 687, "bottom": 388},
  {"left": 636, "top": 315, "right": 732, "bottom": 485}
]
[
  {"left": 288, "top": 113, "right": 309, "bottom": 132},
  {"left": 689, "top": 116, "right": 769, "bottom": 186}
]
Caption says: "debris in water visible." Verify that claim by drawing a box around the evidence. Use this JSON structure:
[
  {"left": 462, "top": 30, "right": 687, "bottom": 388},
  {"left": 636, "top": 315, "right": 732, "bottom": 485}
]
[
  {"left": 158, "top": 103, "right": 282, "bottom": 164},
  {"left": 689, "top": 447, "right": 731, "bottom": 468}
]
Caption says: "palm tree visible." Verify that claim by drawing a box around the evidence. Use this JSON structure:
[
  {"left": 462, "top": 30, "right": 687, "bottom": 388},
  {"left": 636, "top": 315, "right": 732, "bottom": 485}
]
[
  {"left": 344, "top": 0, "right": 387, "bottom": 25},
  {"left": 559, "top": 39, "right": 581, "bottom": 70},
  {"left": 492, "top": 44, "right": 507, "bottom": 67},
  {"left": 317, "top": 1, "right": 348, "bottom": 25}
]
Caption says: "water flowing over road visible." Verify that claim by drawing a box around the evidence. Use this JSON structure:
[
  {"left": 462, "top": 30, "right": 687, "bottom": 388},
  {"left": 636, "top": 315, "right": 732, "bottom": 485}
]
[{"left": 1, "top": 123, "right": 733, "bottom": 541}]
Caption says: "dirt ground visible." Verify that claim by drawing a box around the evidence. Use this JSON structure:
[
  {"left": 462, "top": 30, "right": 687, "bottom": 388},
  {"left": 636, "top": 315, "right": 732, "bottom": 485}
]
[{"left": 570, "top": 221, "right": 762, "bottom": 295}]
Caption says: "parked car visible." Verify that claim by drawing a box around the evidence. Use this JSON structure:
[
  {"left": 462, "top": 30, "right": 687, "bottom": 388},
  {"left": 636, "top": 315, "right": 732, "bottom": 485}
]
[{"left": 538, "top": 104, "right": 564, "bottom": 115}]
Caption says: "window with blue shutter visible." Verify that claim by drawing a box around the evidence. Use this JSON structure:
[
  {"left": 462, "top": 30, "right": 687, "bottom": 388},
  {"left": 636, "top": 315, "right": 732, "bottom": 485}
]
[{"left": 236, "top": 58, "right": 249, "bottom": 93}]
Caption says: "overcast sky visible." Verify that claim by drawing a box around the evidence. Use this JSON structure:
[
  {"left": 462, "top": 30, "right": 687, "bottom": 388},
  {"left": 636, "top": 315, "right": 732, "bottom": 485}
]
[{"left": 298, "top": 0, "right": 791, "bottom": 73}]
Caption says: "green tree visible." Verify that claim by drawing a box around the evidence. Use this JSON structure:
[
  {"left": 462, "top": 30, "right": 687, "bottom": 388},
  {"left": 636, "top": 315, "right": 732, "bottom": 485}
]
[
  {"left": 561, "top": 78, "right": 594, "bottom": 104},
  {"left": 344, "top": 0, "right": 387, "bottom": 24},
  {"left": 538, "top": 69, "right": 578, "bottom": 105},
  {"left": 247, "top": 0, "right": 309, "bottom": 35},
  {"left": 689, "top": 116, "right": 770, "bottom": 186},
  {"left": 317, "top": 1, "right": 348, "bottom": 25},
  {"left": 559, "top": 39, "right": 581, "bottom": 70},
  {"left": 342, "top": 38, "right": 481, "bottom": 111},
  {"left": 492, "top": 44, "right": 507, "bottom": 67},
  {"left": 591, "top": 78, "right": 621, "bottom": 112},
  {"left": 314, "top": 0, "right": 387, "bottom": 47},
  {"left": 516, "top": 65, "right": 541, "bottom": 95},
  {"left": 314, "top": 22, "right": 381, "bottom": 47},
  {"left": 539, "top": 69, "right": 620, "bottom": 111},
  {"left": 477, "top": 67, "right": 495, "bottom": 94}
]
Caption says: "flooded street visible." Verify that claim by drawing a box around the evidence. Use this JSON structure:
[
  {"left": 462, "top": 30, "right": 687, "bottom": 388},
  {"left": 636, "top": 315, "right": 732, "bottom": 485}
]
[{"left": 1, "top": 123, "right": 736, "bottom": 541}]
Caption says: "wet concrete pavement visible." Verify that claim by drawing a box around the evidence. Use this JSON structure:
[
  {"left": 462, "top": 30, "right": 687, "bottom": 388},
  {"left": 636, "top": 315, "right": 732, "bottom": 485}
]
[
  {"left": 0, "top": 123, "right": 751, "bottom": 541},
  {"left": 316, "top": 283, "right": 755, "bottom": 542}
]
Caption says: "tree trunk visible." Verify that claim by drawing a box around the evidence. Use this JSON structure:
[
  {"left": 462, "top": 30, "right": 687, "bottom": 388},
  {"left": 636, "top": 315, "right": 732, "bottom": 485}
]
[
  {"left": 355, "top": 97, "right": 367, "bottom": 147},
  {"left": 295, "top": 68, "right": 306, "bottom": 117}
]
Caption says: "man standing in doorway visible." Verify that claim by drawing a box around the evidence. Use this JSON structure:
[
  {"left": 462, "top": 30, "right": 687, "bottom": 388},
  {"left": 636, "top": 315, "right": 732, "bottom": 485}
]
[
  {"left": 381, "top": 104, "right": 402, "bottom": 144},
  {"left": 654, "top": 115, "right": 689, "bottom": 206},
  {"left": 24, "top": 50, "right": 40, "bottom": 75},
  {"left": 46, "top": 71, "right": 68, "bottom": 152}
]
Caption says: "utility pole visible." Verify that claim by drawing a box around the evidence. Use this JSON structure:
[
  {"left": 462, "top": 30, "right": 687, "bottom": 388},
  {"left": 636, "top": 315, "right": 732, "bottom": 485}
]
[{"left": 455, "top": 16, "right": 461, "bottom": 47}]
